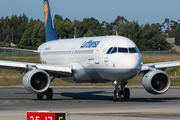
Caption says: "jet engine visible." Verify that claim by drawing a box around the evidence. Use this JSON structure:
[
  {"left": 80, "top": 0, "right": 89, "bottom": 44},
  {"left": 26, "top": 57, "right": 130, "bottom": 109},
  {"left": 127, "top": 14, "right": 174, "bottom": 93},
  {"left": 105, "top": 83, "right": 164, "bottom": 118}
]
[
  {"left": 22, "top": 69, "right": 50, "bottom": 94},
  {"left": 142, "top": 70, "right": 170, "bottom": 94}
]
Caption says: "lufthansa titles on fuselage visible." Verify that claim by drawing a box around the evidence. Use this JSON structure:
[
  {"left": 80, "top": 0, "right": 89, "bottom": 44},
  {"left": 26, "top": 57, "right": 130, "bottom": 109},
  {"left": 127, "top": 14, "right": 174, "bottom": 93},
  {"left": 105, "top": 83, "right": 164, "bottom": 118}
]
[
  {"left": 44, "top": 47, "right": 51, "bottom": 50},
  {"left": 80, "top": 40, "right": 100, "bottom": 48}
]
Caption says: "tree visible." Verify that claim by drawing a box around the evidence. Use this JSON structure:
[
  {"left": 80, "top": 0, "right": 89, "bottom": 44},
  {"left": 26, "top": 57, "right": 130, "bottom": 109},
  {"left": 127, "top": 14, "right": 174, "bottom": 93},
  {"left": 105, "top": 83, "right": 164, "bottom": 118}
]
[
  {"left": 105, "top": 22, "right": 114, "bottom": 35},
  {"left": 114, "top": 16, "right": 128, "bottom": 26},
  {"left": 54, "top": 19, "right": 67, "bottom": 39},
  {"left": 0, "top": 13, "right": 176, "bottom": 50},
  {"left": 16, "top": 14, "right": 28, "bottom": 44},
  {"left": 54, "top": 14, "right": 63, "bottom": 22},
  {"left": 163, "top": 18, "right": 171, "bottom": 37},
  {"left": 84, "top": 29, "right": 95, "bottom": 37},
  {"left": 36, "top": 25, "right": 45, "bottom": 46},
  {"left": 3, "top": 34, "right": 11, "bottom": 47},
  {"left": 31, "top": 21, "right": 45, "bottom": 49},
  {"left": 168, "top": 20, "right": 180, "bottom": 37},
  {"left": 138, "top": 24, "right": 171, "bottom": 51},
  {"left": 82, "top": 17, "right": 101, "bottom": 36},
  {"left": 19, "top": 27, "right": 32, "bottom": 49},
  {"left": 63, "top": 18, "right": 71, "bottom": 23},
  {"left": 0, "top": 17, "right": 4, "bottom": 43},
  {"left": 114, "top": 21, "right": 141, "bottom": 44},
  {"left": 1, "top": 16, "right": 11, "bottom": 43},
  {"left": 19, "top": 18, "right": 35, "bottom": 49}
]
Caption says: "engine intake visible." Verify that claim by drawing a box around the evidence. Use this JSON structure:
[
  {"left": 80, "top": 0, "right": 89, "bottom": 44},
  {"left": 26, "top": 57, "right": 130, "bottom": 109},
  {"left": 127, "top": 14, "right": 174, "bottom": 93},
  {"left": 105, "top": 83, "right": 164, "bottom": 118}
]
[
  {"left": 142, "top": 70, "right": 170, "bottom": 94},
  {"left": 23, "top": 69, "right": 50, "bottom": 94}
]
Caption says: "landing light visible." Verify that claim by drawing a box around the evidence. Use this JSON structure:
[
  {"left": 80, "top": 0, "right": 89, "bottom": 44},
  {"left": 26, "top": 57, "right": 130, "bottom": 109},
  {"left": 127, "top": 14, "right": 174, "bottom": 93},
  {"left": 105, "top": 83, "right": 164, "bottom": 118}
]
[{"left": 114, "top": 80, "right": 117, "bottom": 85}]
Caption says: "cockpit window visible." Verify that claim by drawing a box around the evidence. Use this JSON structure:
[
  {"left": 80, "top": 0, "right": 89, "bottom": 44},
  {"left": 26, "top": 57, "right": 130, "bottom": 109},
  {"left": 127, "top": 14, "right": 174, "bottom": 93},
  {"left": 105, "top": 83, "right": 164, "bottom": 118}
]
[
  {"left": 106, "top": 47, "right": 117, "bottom": 54},
  {"left": 106, "top": 47, "right": 113, "bottom": 54},
  {"left": 118, "top": 48, "right": 128, "bottom": 53},
  {"left": 129, "top": 47, "right": 137, "bottom": 53},
  {"left": 135, "top": 46, "right": 141, "bottom": 54},
  {"left": 111, "top": 47, "right": 117, "bottom": 54},
  {"left": 106, "top": 47, "right": 139, "bottom": 54}
]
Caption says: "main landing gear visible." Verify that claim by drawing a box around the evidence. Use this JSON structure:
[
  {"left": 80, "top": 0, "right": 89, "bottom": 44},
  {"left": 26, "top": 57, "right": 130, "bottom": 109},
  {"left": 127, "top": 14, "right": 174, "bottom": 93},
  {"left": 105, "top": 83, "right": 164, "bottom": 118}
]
[
  {"left": 112, "top": 80, "right": 130, "bottom": 101},
  {"left": 37, "top": 88, "right": 53, "bottom": 100},
  {"left": 36, "top": 75, "right": 58, "bottom": 100}
]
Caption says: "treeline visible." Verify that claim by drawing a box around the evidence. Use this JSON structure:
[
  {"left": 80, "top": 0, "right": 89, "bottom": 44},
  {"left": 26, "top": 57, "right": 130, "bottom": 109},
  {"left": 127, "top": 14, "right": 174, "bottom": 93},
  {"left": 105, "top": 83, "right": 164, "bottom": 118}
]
[{"left": 0, "top": 13, "right": 180, "bottom": 50}]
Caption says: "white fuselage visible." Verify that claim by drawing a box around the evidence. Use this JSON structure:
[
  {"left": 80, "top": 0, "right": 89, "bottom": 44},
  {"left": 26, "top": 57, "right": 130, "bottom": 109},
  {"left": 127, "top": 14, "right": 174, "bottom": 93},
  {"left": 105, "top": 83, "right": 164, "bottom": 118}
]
[{"left": 38, "top": 36, "right": 143, "bottom": 83}]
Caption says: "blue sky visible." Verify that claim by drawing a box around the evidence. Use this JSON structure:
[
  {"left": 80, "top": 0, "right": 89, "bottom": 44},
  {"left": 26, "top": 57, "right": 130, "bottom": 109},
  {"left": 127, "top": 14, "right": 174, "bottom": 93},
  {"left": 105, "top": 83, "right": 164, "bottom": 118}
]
[{"left": 0, "top": 0, "right": 179, "bottom": 25}]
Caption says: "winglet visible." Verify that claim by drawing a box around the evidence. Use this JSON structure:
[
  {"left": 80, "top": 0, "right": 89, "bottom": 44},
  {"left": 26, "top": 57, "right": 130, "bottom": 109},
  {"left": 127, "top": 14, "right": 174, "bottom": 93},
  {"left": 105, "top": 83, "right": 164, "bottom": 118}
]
[{"left": 44, "top": 0, "right": 58, "bottom": 42}]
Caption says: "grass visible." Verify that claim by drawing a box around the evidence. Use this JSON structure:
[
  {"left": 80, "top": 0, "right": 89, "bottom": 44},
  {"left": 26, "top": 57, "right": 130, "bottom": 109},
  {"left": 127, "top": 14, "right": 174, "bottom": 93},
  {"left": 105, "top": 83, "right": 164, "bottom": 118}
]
[
  {"left": 0, "top": 56, "right": 180, "bottom": 86},
  {"left": 0, "top": 57, "right": 41, "bottom": 63},
  {"left": 143, "top": 56, "right": 180, "bottom": 63}
]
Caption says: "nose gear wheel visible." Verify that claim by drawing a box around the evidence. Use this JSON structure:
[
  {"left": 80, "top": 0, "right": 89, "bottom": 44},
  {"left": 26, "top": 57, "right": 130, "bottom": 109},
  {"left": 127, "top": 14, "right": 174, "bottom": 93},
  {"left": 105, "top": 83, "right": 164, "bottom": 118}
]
[{"left": 112, "top": 81, "right": 130, "bottom": 101}]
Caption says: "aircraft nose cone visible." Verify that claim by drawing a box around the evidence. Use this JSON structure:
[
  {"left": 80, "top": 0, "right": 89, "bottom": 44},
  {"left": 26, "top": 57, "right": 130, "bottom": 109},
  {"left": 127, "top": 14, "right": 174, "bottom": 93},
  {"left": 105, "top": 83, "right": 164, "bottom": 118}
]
[
  {"left": 121, "top": 54, "right": 142, "bottom": 75},
  {"left": 127, "top": 58, "right": 141, "bottom": 68},
  {"left": 124, "top": 55, "right": 142, "bottom": 68}
]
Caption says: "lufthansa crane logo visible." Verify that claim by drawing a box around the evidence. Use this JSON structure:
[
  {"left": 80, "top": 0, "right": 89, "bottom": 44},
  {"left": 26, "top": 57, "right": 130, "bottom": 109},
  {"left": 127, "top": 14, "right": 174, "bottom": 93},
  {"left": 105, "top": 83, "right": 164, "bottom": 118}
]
[
  {"left": 44, "top": 1, "right": 48, "bottom": 26},
  {"left": 104, "top": 57, "right": 109, "bottom": 66}
]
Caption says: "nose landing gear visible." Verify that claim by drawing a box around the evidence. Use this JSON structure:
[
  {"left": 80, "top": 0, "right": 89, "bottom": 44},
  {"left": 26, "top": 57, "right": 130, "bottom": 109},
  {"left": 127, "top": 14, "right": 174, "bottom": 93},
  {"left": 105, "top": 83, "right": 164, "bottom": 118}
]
[{"left": 112, "top": 80, "right": 130, "bottom": 101}]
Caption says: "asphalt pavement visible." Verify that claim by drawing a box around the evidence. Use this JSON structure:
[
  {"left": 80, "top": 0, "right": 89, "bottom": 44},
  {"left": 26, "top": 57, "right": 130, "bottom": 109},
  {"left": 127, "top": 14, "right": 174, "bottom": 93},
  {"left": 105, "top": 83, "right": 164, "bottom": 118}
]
[{"left": 0, "top": 86, "right": 180, "bottom": 120}]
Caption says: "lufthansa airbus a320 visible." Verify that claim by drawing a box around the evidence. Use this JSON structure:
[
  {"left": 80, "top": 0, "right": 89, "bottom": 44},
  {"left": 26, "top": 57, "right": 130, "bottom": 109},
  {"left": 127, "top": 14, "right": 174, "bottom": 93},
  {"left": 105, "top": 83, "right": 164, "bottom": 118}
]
[{"left": 0, "top": 0, "right": 179, "bottom": 101}]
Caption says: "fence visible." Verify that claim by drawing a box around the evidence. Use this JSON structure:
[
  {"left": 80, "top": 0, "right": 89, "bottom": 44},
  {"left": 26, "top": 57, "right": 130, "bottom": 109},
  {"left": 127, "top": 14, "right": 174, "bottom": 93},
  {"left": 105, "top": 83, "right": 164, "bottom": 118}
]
[{"left": 141, "top": 51, "right": 180, "bottom": 56}]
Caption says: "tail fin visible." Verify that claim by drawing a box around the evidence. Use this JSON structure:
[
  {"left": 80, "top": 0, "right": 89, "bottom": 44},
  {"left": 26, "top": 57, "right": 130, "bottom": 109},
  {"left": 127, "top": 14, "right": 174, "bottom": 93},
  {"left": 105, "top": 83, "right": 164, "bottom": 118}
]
[{"left": 44, "top": 0, "right": 58, "bottom": 42}]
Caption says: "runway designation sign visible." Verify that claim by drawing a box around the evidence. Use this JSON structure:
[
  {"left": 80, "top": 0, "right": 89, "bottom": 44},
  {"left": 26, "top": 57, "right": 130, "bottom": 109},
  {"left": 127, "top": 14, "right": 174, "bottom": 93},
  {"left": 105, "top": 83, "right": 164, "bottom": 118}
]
[{"left": 27, "top": 111, "right": 70, "bottom": 120}]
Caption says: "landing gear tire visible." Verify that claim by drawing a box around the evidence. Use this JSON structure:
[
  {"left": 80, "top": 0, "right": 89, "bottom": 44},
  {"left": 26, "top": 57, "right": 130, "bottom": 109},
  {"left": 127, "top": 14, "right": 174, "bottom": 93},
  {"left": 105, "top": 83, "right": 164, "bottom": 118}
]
[
  {"left": 118, "top": 91, "right": 122, "bottom": 101},
  {"left": 123, "top": 88, "right": 130, "bottom": 99},
  {"left": 112, "top": 81, "right": 130, "bottom": 101},
  {"left": 46, "top": 88, "right": 53, "bottom": 100},
  {"left": 37, "top": 93, "right": 44, "bottom": 100},
  {"left": 113, "top": 90, "right": 117, "bottom": 102},
  {"left": 113, "top": 90, "right": 123, "bottom": 101}
]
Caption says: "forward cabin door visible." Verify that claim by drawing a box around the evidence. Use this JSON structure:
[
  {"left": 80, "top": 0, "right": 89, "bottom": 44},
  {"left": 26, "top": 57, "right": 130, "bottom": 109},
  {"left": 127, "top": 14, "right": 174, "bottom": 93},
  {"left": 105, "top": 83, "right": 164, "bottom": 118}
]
[{"left": 95, "top": 40, "right": 106, "bottom": 64}]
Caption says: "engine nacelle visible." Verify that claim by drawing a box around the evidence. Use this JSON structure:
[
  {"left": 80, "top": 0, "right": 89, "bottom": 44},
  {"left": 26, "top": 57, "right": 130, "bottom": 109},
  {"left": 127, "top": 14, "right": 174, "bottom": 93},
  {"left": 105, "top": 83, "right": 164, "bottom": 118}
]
[
  {"left": 142, "top": 70, "right": 170, "bottom": 94},
  {"left": 23, "top": 69, "right": 50, "bottom": 94}
]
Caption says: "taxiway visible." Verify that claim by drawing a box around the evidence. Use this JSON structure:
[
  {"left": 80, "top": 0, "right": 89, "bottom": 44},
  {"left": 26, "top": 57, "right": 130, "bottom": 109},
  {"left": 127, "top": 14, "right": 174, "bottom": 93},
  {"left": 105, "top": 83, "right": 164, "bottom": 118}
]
[{"left": 0, "top": 86, "right": 180, "bottom": 120}]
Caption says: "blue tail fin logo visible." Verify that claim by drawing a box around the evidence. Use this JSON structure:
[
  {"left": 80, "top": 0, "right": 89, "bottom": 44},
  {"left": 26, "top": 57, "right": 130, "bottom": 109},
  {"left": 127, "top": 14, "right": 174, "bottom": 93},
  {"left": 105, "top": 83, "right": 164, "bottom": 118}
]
[{"left": 44, "top": 0, "right": 58, "bottom": 42}]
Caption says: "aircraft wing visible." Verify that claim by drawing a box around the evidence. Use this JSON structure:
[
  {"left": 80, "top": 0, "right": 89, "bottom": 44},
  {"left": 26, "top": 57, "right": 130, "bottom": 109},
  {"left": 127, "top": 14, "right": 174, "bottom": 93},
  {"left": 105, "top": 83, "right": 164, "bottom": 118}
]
[
  {"left": 0, "top": 47, "right": 72, "bottom": 76},
  {"left": 0, "top": 47, "right": 39, "bottom": 54},
  {"left": 0, "top": 60, "right": 72, "bottom": 76},
  {"left": 141, "top": 61, "right": 180, "bottom": 71}
]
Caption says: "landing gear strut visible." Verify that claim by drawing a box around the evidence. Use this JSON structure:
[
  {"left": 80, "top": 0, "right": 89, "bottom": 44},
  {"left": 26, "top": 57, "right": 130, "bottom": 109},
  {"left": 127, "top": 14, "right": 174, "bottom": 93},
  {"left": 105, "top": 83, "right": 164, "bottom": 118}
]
[
  {"left": 112, "top": 80, "right": 130, "bottom": 101},
  {"left": 37, "top": 88, "right": 53, "bottom": 100}
]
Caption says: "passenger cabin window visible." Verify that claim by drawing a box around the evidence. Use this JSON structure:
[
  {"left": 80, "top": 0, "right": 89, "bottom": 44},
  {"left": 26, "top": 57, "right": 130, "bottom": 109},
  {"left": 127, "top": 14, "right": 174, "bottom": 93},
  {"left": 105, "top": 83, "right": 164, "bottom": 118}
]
[
  {"left": 129, "top": 47, "right": 137, "bottom": 53},
  {"left": 118, "top": 48, "right": 128, "bottom": 53}
]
